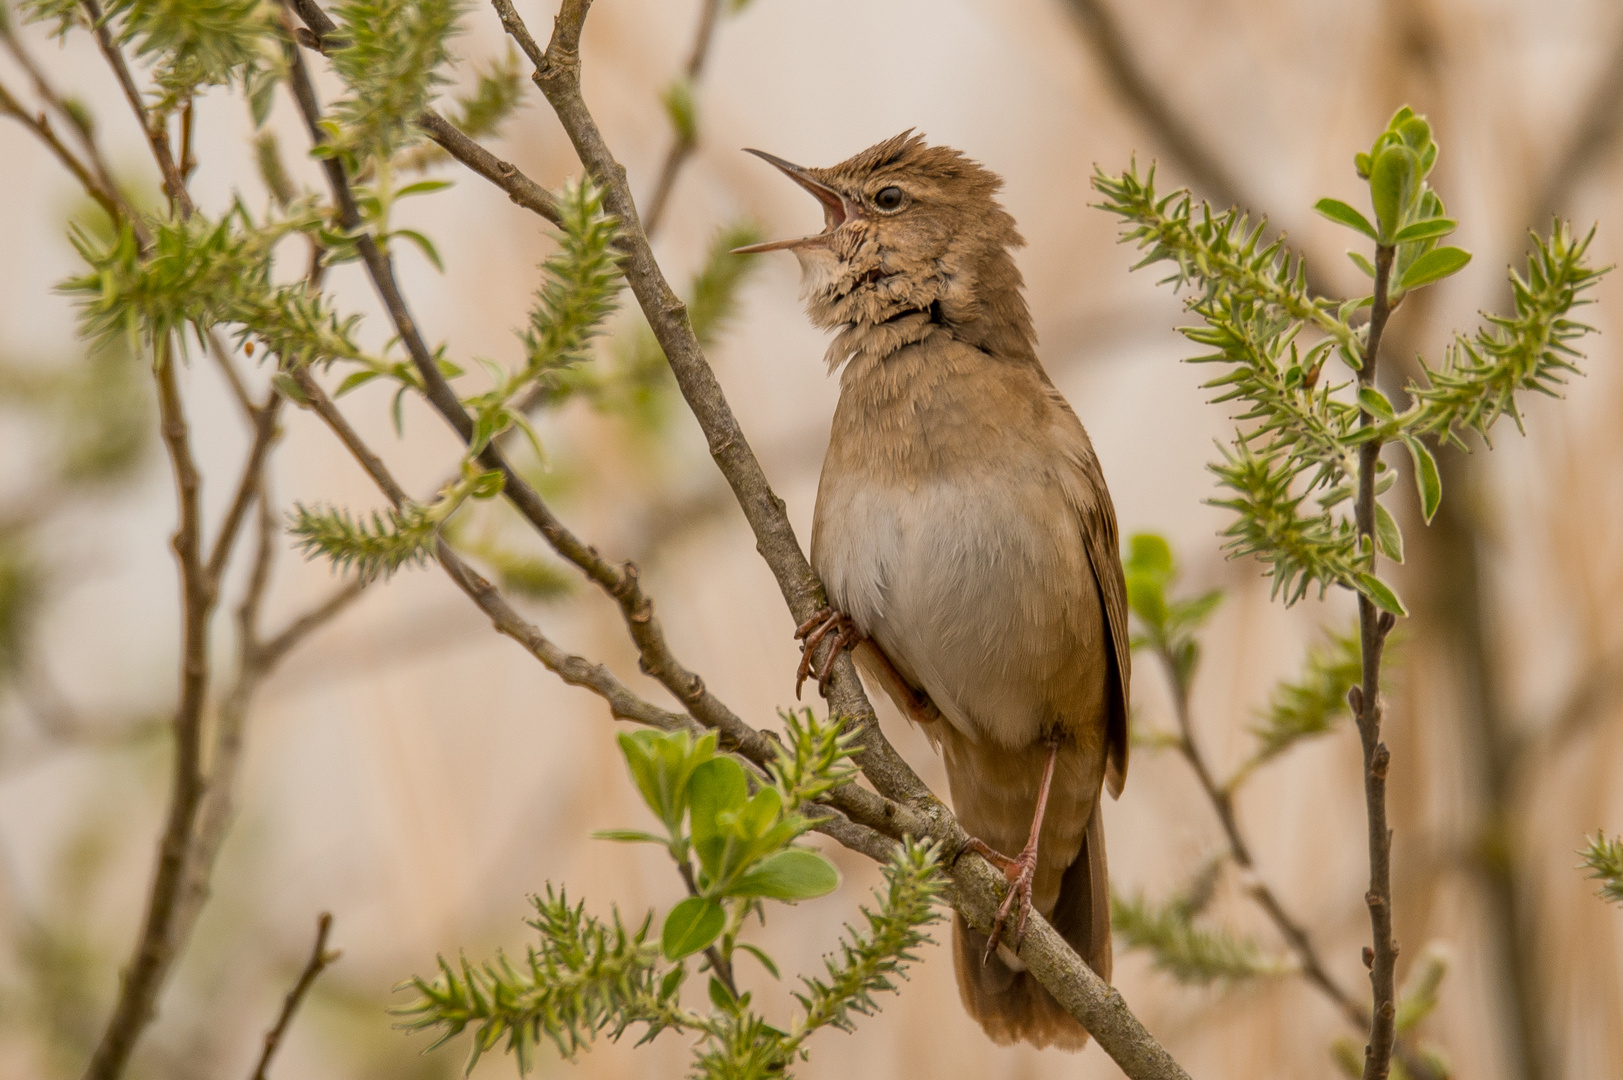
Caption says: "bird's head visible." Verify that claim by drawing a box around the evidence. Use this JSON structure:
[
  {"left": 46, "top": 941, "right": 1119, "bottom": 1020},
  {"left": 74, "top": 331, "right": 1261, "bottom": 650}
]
[{"left": 737, "top": 131, "right": 1032, "bottom": 357}]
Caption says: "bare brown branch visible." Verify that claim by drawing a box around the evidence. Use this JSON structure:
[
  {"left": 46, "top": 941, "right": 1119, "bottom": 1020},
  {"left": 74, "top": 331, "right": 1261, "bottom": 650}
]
[
  {"left": 1353, "top": 245, "right": 1400, "bottom": 1080},
  {"left": 249, "top": 912, "right": 340, "bottom": 1080},
  {"left": 1058, "top": 0, "right": 1242, "bottom": 210},
  {"left": 0, "top": 78, "right": 123, "bottom": 224},
  {"left": 639, "top": 0, "right": 722, "bottom": 237},
  {"left": 82, "top": 342, "right": 212, "bottom": 1080}
]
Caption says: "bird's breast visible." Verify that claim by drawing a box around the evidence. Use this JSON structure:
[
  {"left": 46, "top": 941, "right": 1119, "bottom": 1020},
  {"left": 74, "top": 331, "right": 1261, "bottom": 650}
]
[{"left": 809, "top": 343, "right": 1107, "bottom": 750}]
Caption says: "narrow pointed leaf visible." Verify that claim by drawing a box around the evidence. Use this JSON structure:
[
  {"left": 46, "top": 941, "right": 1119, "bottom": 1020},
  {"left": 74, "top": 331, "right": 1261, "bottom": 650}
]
[
  {"left": 661, "top": 897, "right": 724, "bottom": 960},
  {"left": 1355, "top": 573, "right": 1407, "bottom": 617},
  {"left": 1403, "top": 436, "right": 1443, "bottom": 523},
  {"left": 1398, "top": 246, "right": 1471, "bottom": 291},
  {"left": 1314, "top": 198, "right": 1379, "bottom": 241},
  {"left": 1392, "top": 218, "right": 1456, "bottom": 243}
]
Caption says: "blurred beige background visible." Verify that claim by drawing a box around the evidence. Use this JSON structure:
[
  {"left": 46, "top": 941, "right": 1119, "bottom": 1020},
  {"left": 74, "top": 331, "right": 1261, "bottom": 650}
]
[{"left": 2, "top": 0, "right": 1622, "bottom": 1077}]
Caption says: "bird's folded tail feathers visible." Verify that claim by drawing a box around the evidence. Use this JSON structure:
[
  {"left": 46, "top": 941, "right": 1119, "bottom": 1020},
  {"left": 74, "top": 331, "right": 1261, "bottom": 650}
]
[{"left": 952, "top": 797, "right": 1110, "bottom": 1051}]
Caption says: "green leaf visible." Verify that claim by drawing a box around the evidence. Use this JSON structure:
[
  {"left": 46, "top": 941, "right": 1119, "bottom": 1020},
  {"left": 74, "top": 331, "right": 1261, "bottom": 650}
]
[
  {"left": 1374, "top": 504, "right": 1404, "bottom": 563},
  {"left": 737, "top": 942, "right": 781, "bottom": 979},
  {"left": 1126, "top": 533, "right": 1174, "bottom": 580},
  {"left": 468, "top": 468, "right": 505, "bottom": 500},
  {"left": 707, "top": 975, "right": 737, "bottom": 1013},
  {"left": 1125, "top": 574, "right": 1169, "bottom": 629},
  {"left": 1347, "top": 250, "right": 1377, "bottom": 278},
  {"left": 729, "top": 849, "right": 840, "bottom": 901},
  {"left": 1358, "top": 387, "right": 1395, "bottom": 420},
  {"left": 391, "top": 228, "right": 445, "bottom": 272},
  {"left": 270, "top": 371, "right": 309, "bottom": 405},
  {"left": 1392, "top": 218, "right": 1456, "bottom": 243},
  {"left": 396, "top": 179, "right": 455, "bottom": 198},
  {"left": 689, "top": 756, "right": 750, "bottom": 879},
  {"left": 1398, "top": 246, "right": 1471, "bottom": 291},
  {"left": 591, "top": 828, "right": 668, "bottom": 845},
  {"left": 1355, "top": 573, "right": 1407, "bottom": 616},
  {"left": 661, "top": 897, "right": 724, "bottom": 960},
  {"left": 1403, "top": 436, "right": 1442, "bottom": 524},
  {"left": 1369, "top": 144, "right": 1420, "bottom": 241},
  {"left": 1314, "top": 198, "right": 1378, "bottom": 241},
  {"left": 335, "top": 369, "right": 382, "bottom": 396}
]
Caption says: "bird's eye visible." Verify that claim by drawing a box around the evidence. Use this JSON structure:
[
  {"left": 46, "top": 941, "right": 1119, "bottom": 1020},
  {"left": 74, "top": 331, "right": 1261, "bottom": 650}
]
[{"left": 873, "top": 186, "right": 905, "bottom": 212}]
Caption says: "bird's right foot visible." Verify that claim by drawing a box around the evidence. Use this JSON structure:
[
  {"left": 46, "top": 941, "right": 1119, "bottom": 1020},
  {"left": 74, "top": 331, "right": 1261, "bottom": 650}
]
[{"left": 794, "top": 607, "right": 861, "bottom": 697}]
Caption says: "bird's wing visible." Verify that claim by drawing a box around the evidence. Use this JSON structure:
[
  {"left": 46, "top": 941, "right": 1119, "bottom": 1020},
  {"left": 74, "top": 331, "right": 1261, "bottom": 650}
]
[{"left": 1048, "top": 389, "right": 1131, "bottom": 798}]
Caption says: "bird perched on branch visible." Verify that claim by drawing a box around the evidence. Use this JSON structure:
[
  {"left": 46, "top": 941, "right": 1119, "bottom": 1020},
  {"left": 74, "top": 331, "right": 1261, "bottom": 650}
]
[{"left": 737, "top": 131, "right": 1130, "bottom": 1050}]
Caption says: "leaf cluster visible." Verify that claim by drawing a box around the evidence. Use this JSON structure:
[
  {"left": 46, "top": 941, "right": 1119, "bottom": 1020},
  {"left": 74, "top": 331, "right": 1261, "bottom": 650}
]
[
  {"left": 289, "top": 466, "right": 502, "bottom": 581},
  {"left": 1122, "top": 532, "right": 1223, "bottom": 694},
  {"left": 393, "top": 889, "right": 682, "bottom": 1073},
  {"left": 1580, "top": 832, "right": 1623, "bottom": 907},
  {"left": 1095, "top": 107, "right": 1605, "bottom": 620},
  {"left": 327, "top": 0, "right": 464, "bottom": 162},
  {"left": 1111, "top": 861, "right": 1284, "bottom": 986},
  {"left": 603, "top": 727, "right": 841, "bottom": 964},
  {"left": 60, "top": 205, "right": 371, "bottom": 372},
  {"left": 399, "top": 838, "right": 943, "bottom": 1079},
  {"left": 102, "top": 0, "right": 280, "bottom": 115},
  {"left": 1245, "top": 624, "right": 1361, "bottom": 770}
]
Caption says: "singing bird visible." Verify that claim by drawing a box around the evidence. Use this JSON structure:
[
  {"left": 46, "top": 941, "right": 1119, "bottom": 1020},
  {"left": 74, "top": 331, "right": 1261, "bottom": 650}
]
[{"left": 737, "top": 132, "right": 1130, "bottom": 1049}]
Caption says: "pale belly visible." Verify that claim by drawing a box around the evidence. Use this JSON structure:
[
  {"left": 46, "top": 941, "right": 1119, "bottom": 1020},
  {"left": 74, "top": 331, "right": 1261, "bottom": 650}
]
[{"left": 811, "top": 463, "right": 1107, "bottom": 751}]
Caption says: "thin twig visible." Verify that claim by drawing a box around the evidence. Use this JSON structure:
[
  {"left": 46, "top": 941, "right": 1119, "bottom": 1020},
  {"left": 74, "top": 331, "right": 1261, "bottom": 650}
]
[
  {"left": 1353, "top": 244, "right": 1400, "bottom": 1080},
  {"left": 280, "top": 0, "right": 771, "bottom": 773},
  {"left": 639, "top": 0, "right": 722, "bottom": 238},
  {"left": 0, "top": 15, "right": 121, "bottom": 196},
  {"left": 205, "top": 394, "right": 283, "bottom": 587},
  {"left": 0, "top": 78, "right": 124, "bottom": 224},
  {"left": 1058, "top": 0, "right": 1242, "bottom": 210},
  {"left": 82, "top": 340, "right": 213, "bottom": 1080},
  {"left": 1155, "top": 647, "right": 1441, "bottom": 1080},
  {"left": 79, "top": 0, "right": 194, "bottom": 219},
  {"left": 1158, "top": 647, "right": 1366, "bottom": 1025},
  {"left": 249, "top": 912, "right": 340, "bottom": 1080}
]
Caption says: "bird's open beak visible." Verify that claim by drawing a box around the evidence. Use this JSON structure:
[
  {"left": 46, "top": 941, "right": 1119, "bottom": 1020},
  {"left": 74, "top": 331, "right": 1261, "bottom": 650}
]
[{"left": 732, "top": 149, "right": 852, "bottom": 253}]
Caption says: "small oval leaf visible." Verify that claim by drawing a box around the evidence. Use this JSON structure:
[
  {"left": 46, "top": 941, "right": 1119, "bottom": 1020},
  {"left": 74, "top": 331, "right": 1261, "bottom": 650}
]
[
  {"left": 727, "top": 848, "right": 840, "bottom": 901},
  {"left": 1375, "top": 504, "right": 1405, "bottom": 564},
  {"left": 1398, "top": 246, "right": 1472, "bottom": 291},
  {"left": 1358, "top": 387, "right": 1396, "bottom": 421},
  {"left": 1369, "top": 145, "right": 1420, "bottom": 241},
  {"left": 661, "top": 897, "right": 724, "bottom": 960},
  {"left": 1314, "top": 198, "right": 1379, "bottom": 241},
  {"left": 1403, "top": 436, "right": 1443, "bottom": 524},
  {"left": 1392, "top": 218, "right": 1456, "bottom": 244},
  {"left": 1355, "top": 573, "right": 1408, "bottom": 617}
]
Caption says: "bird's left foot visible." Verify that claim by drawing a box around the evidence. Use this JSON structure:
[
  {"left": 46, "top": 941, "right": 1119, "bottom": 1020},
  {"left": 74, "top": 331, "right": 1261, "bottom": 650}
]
[
  {"left": 794, "top": 607, "right": 861, "bottom": 698},
  {"left": 965, "top": 836, "right": 1040, "bottom": 963}
]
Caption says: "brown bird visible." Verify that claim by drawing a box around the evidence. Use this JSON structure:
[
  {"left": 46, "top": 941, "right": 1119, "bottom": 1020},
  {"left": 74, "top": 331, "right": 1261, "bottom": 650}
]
[{"left": 738, "top": 132, "right": 1130, "bottom": 1050}]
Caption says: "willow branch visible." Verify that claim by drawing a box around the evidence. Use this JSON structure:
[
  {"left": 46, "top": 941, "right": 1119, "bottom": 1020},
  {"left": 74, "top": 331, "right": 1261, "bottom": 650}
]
[
  {"left": 79, "top": 0, "right": 193, "bottom": 219},
  {"left": 1058, "top": 0, "right": 1242, "bottom": 210},
  {"left": 1352, "top": 245, "right": 1400, "bottom": 1080},
  {"left": 639, "top": 0, "right": 722, "bottom": 237},
  {"left": 249, "top": 912, "right": 340, "bottom": 1080},
  {"left": 1156, "top": 645, "right": 1439, "bottom": 1080},
  {"left": 82, "top": 341, "right": 212, "bottom": 1080},
  {"left": 278, "top": 2, "right": 777, "bottom": 770}
]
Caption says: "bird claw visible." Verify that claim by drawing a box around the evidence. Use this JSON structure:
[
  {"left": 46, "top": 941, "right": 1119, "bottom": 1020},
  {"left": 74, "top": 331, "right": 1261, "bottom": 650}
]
[
  {"left": 968, "top": 837, "right": 1040, "bottom": 964},
  {"left": 794, "top": 607, "right": 861, "bottom": 697}
]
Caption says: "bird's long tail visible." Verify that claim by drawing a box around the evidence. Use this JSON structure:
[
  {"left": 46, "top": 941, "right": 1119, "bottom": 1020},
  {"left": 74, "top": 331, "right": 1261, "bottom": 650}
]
[{"left": 952, "top": 794, "right": 1110, "bottom": 1050}]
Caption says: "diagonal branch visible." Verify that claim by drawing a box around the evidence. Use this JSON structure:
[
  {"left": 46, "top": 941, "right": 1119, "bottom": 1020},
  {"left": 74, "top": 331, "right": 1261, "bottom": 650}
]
[
  {"left": 639, "top": 0, "right": 722, "bottom": 237},
  {"left": 82, "top": 340, "right": 213, "bottom": 1080},
  {"left": 1058, "top": 0, "right": 1243, "bottom": 210},
  {"left": 1153, "top": 645, "right": 1440, "bottom": 1080},
  {"left": 249, "top": 912, "right": 340, "bottom": 1080}
]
